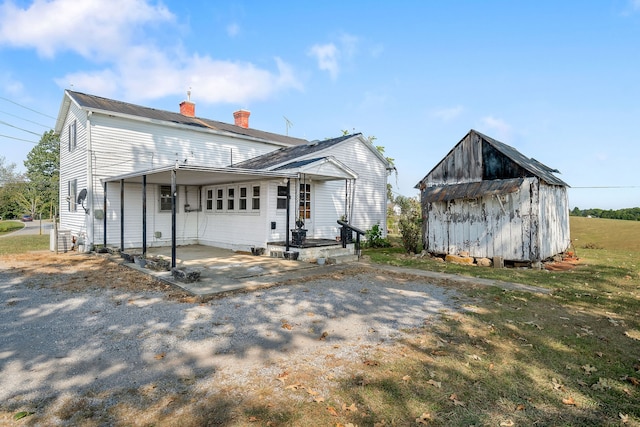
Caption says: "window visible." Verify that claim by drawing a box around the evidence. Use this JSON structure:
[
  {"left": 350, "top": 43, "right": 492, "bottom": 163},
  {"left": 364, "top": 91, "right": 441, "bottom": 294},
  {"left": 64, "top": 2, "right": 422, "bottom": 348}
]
[
  {"left": 216, "top": 189, "right": 223, "bottom": 210},
  {"left": 68, "top": 120, "right": 77, "bottom": 151},
  {"left": 68, "top": 179, "right": 77, "bottom": 212},
  {"left": 227, "top": 187, "right": 235, "bottom": 210},
  {"left": 239, "top": 187, "right": 247, "bottom": 210},
  {"left": 206, "top": 189, "right": 213, "bottom": 210},
  {"left": 252, "top": 185, "right": 260, "bottom": 210},
  {"left": 277, "top": 185, "right": 288, "bottom": 209},
  {"left": 159, "top": 185, "right": 174, "bottom": 212}
]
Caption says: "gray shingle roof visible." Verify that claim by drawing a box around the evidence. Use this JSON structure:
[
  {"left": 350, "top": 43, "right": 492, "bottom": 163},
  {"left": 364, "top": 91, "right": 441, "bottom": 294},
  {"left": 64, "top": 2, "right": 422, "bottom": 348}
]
[
  {"left": 66, "top": 90, "right": 308, "bottom": 146},
  {"left": 232, "top": 134, "right": 359, "bottom": 170}
]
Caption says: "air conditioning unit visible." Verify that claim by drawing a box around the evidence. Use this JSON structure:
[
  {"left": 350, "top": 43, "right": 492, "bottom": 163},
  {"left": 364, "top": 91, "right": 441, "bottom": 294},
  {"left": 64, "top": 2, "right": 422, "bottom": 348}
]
[{"left": 50, "top": 230, "right": 72, "bottom": 252}]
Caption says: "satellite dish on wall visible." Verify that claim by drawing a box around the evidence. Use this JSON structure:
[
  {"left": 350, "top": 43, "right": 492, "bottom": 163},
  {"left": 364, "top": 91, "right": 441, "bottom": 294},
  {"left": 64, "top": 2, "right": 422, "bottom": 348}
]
[
  {"left": 77, "top": 189, "right": 89, "bottom": 214},
  {"left": 77, "top": 188, "right": 87, "bottom": 204}
]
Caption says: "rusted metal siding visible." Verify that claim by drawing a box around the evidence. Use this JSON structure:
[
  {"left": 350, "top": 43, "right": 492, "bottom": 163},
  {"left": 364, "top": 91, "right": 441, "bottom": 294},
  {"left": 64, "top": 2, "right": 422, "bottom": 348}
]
[{"left": 422, "top": 178, "right": 570, "bottom": 262}]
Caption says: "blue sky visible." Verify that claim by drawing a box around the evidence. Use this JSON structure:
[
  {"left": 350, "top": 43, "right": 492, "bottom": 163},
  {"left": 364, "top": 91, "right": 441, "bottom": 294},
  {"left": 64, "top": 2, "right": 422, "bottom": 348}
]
[{"left": 1, "top": 0, "right": 639, "bottom": 210}]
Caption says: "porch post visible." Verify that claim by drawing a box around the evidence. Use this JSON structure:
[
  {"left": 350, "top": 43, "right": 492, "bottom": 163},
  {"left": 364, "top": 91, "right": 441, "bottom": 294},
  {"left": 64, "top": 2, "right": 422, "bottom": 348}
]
[
  {"left": 142, "top": 175, "right": 147, "bottom": 256},
  {"left": 171, "top": 169, "right": 176, "bottom": 269},
  {"left": 103, "top": 181, "right": 107, "bottom": 247},
  {"left": 120, "top": 179, "right": 124, "bottom": 250},
  {"left": 285, "top": 178, "right": 290, "bottom": 251}
]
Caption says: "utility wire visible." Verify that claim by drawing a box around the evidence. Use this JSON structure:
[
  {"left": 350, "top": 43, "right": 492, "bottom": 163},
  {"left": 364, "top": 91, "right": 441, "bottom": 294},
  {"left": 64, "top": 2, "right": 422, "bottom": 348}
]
[
  {"left": 0, "top": 133, "right": 38, "bottom": 144},
  {"left": 0, "top": 109, "right": 51, "bottom": 128},
  {"left": 0, "top": 119, "right": 42, "bottom": 136},
  {"left": 0, "top": 96, "right": 56, "bottom": 120},
  {"left": 570, "top": 186, "right": 640, "bottom": 189}
]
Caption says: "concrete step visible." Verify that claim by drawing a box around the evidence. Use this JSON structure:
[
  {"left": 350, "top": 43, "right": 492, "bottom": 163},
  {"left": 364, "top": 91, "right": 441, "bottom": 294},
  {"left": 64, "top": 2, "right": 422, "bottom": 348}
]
[{"left": 328, "top": 254, "right": 359, "bottom": 264}]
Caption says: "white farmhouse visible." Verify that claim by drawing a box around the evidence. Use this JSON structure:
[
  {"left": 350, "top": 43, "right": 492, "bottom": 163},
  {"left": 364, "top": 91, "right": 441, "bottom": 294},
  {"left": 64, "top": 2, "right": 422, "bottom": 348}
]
[{"left": 54, "top": 90, "right": 392, "bottom": 265}]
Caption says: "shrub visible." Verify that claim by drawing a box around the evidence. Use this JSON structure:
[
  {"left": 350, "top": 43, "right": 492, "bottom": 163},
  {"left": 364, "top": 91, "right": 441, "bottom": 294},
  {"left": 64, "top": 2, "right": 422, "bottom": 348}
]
[
  {"left": 399, "top": 216, "right": 421, "bottom": 253},
  {"left": 365, "top": 224, "right": 391, "bottom": 248}
]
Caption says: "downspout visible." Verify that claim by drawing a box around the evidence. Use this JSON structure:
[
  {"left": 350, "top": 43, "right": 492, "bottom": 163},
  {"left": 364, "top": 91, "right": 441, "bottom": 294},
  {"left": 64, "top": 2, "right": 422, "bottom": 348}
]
[{"left": 86, "top": 111, "right": 94, "bottom": 249}]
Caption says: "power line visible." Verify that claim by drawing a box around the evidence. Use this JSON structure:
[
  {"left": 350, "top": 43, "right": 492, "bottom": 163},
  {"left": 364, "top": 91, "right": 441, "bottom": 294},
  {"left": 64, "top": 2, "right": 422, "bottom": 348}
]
[
  {"left": 0, "top": 109, "right": 51, "bottom": 128},
  {"left": 0, "top": 96, "right": 56, "bottom": 120},
  {"left": 0, "top": 119, "right": 42, "bottom": 136},
  {"left": 570, "top": 186, "right": 640, "bottom": 189},
  {"left": 0, "top": 133, "right": 38, "bottom": 144}
]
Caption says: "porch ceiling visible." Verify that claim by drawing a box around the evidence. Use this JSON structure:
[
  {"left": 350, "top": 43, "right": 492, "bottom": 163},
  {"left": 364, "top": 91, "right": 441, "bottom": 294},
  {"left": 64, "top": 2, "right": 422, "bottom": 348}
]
[{"left": 101, "top": 164, "right": 298, "bottom": 186}]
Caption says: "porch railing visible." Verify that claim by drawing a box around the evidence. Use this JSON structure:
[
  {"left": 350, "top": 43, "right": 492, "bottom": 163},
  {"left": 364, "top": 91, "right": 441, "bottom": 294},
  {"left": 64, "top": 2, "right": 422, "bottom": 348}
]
[{"left": 337, "top": 219, "right": 365, "bottom": 258}]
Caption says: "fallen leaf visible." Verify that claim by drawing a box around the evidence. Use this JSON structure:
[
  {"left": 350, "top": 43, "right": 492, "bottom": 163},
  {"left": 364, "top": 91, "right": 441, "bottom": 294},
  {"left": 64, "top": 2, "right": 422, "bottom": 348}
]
[
  {"left": 342, "top": 402, "right": 357, "bottom": 412},
  {"left": 326, "top": 406, "right": 338, "bottom": 416},
  {"left": 620, "top": 413, "right": 629, "bottom": 424},
  {"left": 426, "top": 379, "right": 442, "bottom": 388},
  {"left": 154, "top": 352, "right": 166, "bottom": 360},
  {"left": 488, "top": 363, "right": 495, "bottom": 371},
  {"left": 469, "top": 354, "right": 482, "bottom": 361},
  {"left": 595, "top": 352, "right": 603, "bottom": 358},
  {"left": 562, "top": 397, "right": 577, "bottom": 406},
  {"left": 13, "top": 411, "right": 35, "bottom": 421},
  {"left": 248, "top": 416, "right": 259, "bottom": 422},
  {"left": 402, "top": 375, "right": 411, "bottom": 382},
  {"left": 313, "top": 396, "right": 325, "bottom": 403},
  {"left": 449, "top": 393, "right": 465, "bottom": 406},
  {"left": 581, "top": 364, "right": 598, "bottom": 374},
  {"left": 306, "top": 388, "right": 319, "bottom": 396},
  {"left": 282, "top": 323, "right": 293, "bottom": 330},
  {"left": 416, "top": 412, "right": 432, "bottom": 424},
  {"left": 499, "top": 420, "right": 514, "bottom": 427},
  {"left": 552, "top": 378, "right": 564, "bottom": 390},
  {"left": 276, "top": 371, "right": 289, "bottom": 384},
  {"left": 363, "top": 360, "right": 379, "bottom": 366},
  {"left": 285, "top": 383, "right": 303, "bottom": 390},
  {"left": 627, "top": 376, "right": 640, "bottom": 386},
  {"left": 515, "top": 404, "right": 525, "bottom": 411},
  {"left": 623, "top": 388, "right": 632, "bottom": 396},
  {"left": 319, "top": 331, "right": 328, "bottom": 340}
]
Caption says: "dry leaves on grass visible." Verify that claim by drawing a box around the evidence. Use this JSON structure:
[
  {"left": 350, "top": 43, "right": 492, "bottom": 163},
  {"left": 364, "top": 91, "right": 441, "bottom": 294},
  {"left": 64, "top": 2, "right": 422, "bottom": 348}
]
[
  {"left": 562, "top": 397, "right": 577, "bottom": 406},
  {"left": 416, "top": 412, "right": 432, "bottom": 424},
  {"left": 342, "top": 403, "right": 357, "bottom": 412},
  {"left": 426, "top": 379, "right": 441, "bottom": 388},
  {"left": 449, "top": 393, "right": 465, "bottom": 406}
]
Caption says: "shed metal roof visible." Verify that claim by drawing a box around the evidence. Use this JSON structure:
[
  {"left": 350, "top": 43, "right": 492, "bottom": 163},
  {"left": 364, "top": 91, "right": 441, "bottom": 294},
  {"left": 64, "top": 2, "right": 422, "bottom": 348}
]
[{"left": 421, "top": 178, "right": 525, "bottom": 203}]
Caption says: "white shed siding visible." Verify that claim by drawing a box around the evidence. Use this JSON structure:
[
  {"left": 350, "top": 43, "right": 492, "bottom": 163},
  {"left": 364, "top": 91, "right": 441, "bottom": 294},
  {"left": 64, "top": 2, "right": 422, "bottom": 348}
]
[
  {"left": 537, "top": 184, "right": 570, "bottom": 259},
  {"left": 426, "top": 178, "right": 546, "bottom": 261}
]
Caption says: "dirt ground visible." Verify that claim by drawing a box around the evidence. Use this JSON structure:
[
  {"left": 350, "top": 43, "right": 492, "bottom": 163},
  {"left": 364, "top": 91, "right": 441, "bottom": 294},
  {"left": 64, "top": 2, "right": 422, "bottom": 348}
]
[{"left": 0, "top": 251, "right": 463, "bottom": 426}]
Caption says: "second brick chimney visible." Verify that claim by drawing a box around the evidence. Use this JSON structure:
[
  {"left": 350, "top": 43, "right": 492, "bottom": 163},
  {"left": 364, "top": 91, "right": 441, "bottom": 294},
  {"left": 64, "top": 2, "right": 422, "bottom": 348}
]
[
  {"left": 233, "top": 109, "right": 250, "bottom": 128},
  {"left": 179, "top": 90, "right": 195, "bottom": 117}
]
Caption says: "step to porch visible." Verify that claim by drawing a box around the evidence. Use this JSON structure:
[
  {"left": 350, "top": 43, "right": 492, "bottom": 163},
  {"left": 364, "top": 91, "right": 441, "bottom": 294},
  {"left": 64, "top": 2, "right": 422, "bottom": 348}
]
[{"left": 328, "top": 254, "right": 360, "bottom": 264}]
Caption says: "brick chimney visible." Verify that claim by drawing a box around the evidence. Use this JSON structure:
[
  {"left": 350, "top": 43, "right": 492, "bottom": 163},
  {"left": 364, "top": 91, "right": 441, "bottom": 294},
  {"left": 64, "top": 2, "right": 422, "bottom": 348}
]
[
  {"left": 233, "top": 109, "right": 250, "bottom": 128},
  {"left": 179, "top": 90, "right": 195, "bottom": 117}
]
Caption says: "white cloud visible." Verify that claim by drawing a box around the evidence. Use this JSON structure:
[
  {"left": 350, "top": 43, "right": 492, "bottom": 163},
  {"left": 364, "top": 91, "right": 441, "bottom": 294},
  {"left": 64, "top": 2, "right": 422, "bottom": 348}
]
[
  {"left": 479, "top": 116, "right": 512, "bottom": 140},
  {"left": 431, "top": 105, "right": 464, "bottom": 121},
  {"left": 0, "top": 0, "right": 174, "bottom": 59},
  {"left": 632, "top": 0, "right": 640, "bottom": 10},
  {"left": 308, "top": 32, "right": 360, "bottom": 80},
  {"left": 3, "top": 0, "right": 302, "bottom": 105},
  {"left": 308, "top": 43, "right": 339, "bottom": 80}
]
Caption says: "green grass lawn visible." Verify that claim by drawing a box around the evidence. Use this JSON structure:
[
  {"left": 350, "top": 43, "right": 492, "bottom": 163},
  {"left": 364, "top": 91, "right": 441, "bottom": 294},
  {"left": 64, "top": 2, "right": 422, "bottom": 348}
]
[
  {"left": 0, "top": 220, "right": 49, "bottom": 255},
  {"left": 0, "top": 220, "right": 24, "bottom": 235}
]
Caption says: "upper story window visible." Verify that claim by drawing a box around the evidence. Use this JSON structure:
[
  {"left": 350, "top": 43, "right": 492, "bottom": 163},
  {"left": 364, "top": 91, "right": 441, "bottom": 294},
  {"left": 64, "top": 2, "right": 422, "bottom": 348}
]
[{"left": 68, "top": 120, "right": 77, "bottom": 152}]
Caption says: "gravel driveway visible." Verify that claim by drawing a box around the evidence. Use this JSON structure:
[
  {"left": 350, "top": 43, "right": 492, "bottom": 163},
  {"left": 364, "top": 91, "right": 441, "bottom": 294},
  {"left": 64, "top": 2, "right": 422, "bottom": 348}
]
[{"left": 0, "top": 253, "right": 463, "bottom": 424}]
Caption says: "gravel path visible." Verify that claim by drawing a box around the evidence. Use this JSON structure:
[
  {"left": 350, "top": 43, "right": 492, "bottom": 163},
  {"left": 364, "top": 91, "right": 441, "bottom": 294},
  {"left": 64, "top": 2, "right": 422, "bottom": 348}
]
[{"left": 0, "top": 256, "right": 463, "bottom": 423}]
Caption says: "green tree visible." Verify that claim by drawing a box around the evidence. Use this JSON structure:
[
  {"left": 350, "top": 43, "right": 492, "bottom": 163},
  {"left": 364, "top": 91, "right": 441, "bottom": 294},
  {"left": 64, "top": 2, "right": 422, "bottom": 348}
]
[
  {"left": 0, "top": 156, "right": 24, "bottom": 219},
  {"left": 23, "top": 130, "right": 59, "bottom": 219}
]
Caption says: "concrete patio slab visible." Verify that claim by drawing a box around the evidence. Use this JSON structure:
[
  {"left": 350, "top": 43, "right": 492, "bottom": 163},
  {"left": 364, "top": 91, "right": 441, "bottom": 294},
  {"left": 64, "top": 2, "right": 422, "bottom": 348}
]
[{"left": 113, "top": 245, "right": 328, "bottom": 297}]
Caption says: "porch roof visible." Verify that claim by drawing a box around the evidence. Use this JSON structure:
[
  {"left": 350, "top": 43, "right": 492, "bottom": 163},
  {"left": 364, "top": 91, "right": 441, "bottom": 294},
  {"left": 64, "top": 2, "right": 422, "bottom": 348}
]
[{"left": 101, "top": 164, "right": 298, "bottom": 186}]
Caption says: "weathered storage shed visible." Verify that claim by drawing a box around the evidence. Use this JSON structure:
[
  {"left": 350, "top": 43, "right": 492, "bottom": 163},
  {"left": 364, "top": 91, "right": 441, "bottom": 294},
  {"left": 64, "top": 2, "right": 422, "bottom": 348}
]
[{"left": 415, "top": 129, "right": 570, "bottom": 263}]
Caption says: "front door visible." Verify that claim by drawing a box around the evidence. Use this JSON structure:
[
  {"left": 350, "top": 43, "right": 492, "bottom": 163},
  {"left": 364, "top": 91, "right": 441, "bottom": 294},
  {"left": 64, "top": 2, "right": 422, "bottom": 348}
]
[{"left": 298, "top": 182, "right": 312, "bottom": 232}]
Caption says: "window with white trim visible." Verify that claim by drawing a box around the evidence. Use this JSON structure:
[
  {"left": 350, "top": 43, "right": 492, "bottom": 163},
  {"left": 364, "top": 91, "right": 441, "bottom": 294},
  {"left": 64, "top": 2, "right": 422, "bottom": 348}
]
[
  {"left": 252, "top": 185, "right": 260, "bottom": 210},
  {"left": 227, "top": 187, "right": 235, "bottom": 210},
  {"left": 159, "top": 185, "right": 174, "bottom": 212},
  {"left": 68, "top": 120, "right": 77, "bottom": 152},
  {"left": 206, "top": 189, "right": 214, "bottom": 210},
  {"left": 68, "top": 179, "right": 77, "bottom": 212},
  {"left": 239, "top": 186, "right": 247, "bottom": 210},
  {"left": 276, "top": 185, "right": 288, "bottom": 209}
]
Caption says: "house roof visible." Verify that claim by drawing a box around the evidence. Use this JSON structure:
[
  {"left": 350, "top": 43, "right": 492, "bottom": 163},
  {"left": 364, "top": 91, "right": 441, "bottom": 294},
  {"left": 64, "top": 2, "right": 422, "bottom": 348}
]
[
  {"left": 57, "top": 90, "right": 308, "bottom": 147},
  {"left": 233, "top": 133, "right": 391, "bottom": 173},
  {"left": 415, "top": 129, "right": 568, "bottom": 188}
]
